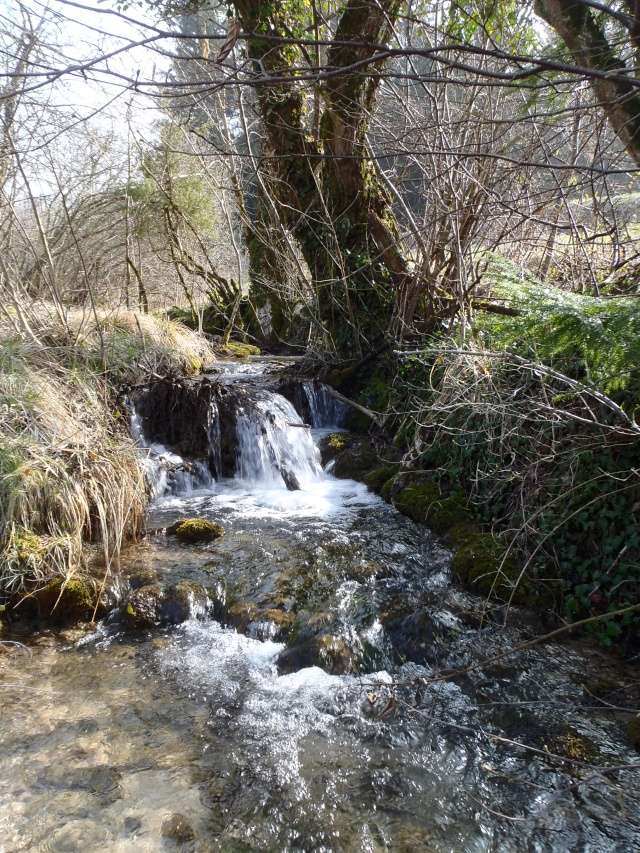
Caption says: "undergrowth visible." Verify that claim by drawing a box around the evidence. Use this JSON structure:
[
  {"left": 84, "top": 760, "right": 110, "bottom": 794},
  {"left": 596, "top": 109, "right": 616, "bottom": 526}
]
[{"left": 388, "top": 257, "right": 640, "bottom": 649}]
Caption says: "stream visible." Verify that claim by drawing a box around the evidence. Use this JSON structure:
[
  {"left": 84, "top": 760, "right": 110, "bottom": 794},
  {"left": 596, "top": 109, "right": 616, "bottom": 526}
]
[{"left": 1, "top": 360, "right": 639, "bottom": 852}]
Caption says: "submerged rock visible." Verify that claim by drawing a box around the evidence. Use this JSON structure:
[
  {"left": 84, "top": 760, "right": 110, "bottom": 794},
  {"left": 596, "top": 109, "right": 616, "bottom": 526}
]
[
  {"left": 124, "top": 563, "right": 159, "bottom": 590},
  {"left": 276, "top": 631, "right": 358, "bottom": 675},
  {"left": 161, "top": 813, "right": 195, "bottom": 843},
  {"left": 167, "top": 518, "right": 224, "bottom": 543}
]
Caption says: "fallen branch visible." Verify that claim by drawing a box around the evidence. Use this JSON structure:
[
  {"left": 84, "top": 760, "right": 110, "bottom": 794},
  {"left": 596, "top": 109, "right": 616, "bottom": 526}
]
[{"left": 323, "top": 385, "right": 384, "bottom": 428}]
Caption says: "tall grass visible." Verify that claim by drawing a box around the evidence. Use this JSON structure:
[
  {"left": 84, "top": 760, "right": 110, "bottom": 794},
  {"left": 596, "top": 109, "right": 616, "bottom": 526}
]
[{"left": 0, "top": 309, "right": 214, "bottom": 602}]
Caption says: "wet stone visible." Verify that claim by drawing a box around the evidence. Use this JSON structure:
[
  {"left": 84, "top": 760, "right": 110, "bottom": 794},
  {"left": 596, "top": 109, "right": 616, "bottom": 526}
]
[
  {"left": 123, "top": 581, "right": 210, "bottom": 628},
  {"left": 167, "top": 518, "right": 224, "bottom": 543},
  {"left": 123, "top": 816, "right": 142, "bottom": 835},
  {"left": 161, "top": 813, "right": 195, "bottom": 843}
]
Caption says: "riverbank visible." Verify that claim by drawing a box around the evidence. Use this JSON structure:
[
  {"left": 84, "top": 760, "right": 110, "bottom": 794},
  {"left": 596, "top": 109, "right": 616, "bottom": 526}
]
[
  {"left": 0, "top": 309, "right": 214, "bottom": 625},
  {"left": 320, "top": 283, "right": 640, "bottom": 651}
]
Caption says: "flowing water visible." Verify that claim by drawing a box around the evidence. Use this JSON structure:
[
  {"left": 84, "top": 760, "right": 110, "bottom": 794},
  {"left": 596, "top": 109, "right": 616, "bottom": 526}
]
[{"left": 1, "top": 360, "right": 639, "bottom": 852}]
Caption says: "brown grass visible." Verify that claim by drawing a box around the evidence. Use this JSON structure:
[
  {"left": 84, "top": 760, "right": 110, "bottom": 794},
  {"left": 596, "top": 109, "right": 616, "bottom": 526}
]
[{"left": 0, "top": 309, "right": 214, "bottom": 599}]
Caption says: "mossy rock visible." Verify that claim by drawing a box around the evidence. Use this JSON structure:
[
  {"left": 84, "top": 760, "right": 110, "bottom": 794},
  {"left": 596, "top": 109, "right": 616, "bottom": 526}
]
[
  {"left": 392, "top": 482, "right": 440, "bottom": 523},
  {"left": 345, "top": 559, "right": 380, "bottom": 581},
  {"left": 426, "top": 493, "right": 472, "bottom": 535},
  {"left": 227, "top": 601, "right": 258, "bottom": 632},
  {"left": 34, "top": 577, "right": 97, "bottom": 622},
  {"left": 124, "top": 581, "right": 210, "bottom": 628},
  {"left": 124, "top": 583, "right": 165, "bottom": 628},
  {"left": 547, "top": 729, "right": 598, "bottom": 762},
  {"left": 263, "top": 608, "right": 295, "bottom": 630},
  {"left": 363, "top": 465, "right": 398, "bottom": 494},
  {"left": 318, "top": 432, "right": 354, "bottom": 466},
  {"left": 318, "top": 634, "right": 357, "bottom": 674},
  {"left": 161, "top": 814, "right": 195, "bottom": 843},
  {"left": 331, "top": 439, "right": 379, "bottom": 480},
  {"left": 451, "top": 531, "right": 525, "bottom": 603},
  {"left": 628, "top": 716, "right": 640, "bottom": 750},
  {"left": 221, "top": 340, "right": 261, "bottom": 358},
  {"left": 167, "top": 518, "right": 224, "bottom": 543},
  {"left": 277, "top": 632, "right": 357, "bottom": 675},
  {"left": 379, "top": 474, "right": 399, "bottom": 502},
  {"left": 163, "top": 581, "right": 210, "bottom": 623},
  {"left": 447, "top": 523, "right": 482, "bottom": 547}
]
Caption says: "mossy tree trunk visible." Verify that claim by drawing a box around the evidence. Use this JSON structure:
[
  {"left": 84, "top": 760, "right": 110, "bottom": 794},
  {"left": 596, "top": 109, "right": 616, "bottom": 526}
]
[
  {"left": 233, "top": 0, "right": 411, "bottom": 357},
  {"left": 245, "top": 175, "right": 299, "bottom": 347}
]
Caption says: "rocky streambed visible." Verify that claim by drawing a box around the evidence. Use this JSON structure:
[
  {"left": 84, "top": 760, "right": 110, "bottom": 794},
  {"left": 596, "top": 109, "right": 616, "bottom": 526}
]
[{"left": 1, "top": 358, "right": 639, "bottom": 852}]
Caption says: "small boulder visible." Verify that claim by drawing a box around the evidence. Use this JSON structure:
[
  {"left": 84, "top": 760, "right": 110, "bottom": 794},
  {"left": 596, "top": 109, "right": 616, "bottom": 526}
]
[
  {"left": 161, "top": 813, "right": 195, "bottom": 843},
  {"left": 161, "top": 581, "right": 210, "bottom": 623},
  {"left": 124, "top": 584, "right": 165, "bottom": 628},
  {"left": 167, "top": 518, "right": 224, "bottom": 543},
  {"left": 123, "top": 581, "right": 210, "bottom": 628},
  {"left": 33, "top": 576, "right": 99, "bottom": 623},
  {"left": 332, "top": 439, "right": 380, "bottom": 480},
  {"left": 277, "top": 632, "right": 357, "bottom": 675}
]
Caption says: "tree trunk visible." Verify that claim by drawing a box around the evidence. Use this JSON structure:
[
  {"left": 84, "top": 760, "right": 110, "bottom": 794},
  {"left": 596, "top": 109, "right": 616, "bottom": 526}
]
[
  {"left": 233, "top": 0, "right": 411, "bottom": 356},
  {"left": 535, "top": 0, "right": 640, "bottom": 167}
]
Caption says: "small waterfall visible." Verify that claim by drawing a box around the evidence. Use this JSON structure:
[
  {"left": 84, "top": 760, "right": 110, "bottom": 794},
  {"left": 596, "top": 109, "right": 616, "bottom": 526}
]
[
  {"left": 301, "top": 382, "right": 347, "bottom": 428},
  {"left": 234, "top": 391, "right": 322, "bottom": 490},
  {"left": 130, "top": 407, "right": 214, "bottom": 498},
  {"left": 207, "top": 398, "right": 223, "bottom": 481}
]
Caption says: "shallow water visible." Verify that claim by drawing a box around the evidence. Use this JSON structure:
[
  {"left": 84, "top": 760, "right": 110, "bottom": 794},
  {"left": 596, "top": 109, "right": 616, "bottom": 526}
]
[{"left": 1, "top": 364, "right": 639, "bottom": 851}]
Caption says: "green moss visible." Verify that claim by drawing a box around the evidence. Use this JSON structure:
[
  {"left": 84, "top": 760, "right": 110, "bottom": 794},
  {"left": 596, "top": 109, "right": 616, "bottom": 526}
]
[
  {"left": 167, "top": 518, "right": 224, "bottom": 543},
  {"left": 36, "top": 576, "right": 95, "bottom": 620},
  {"left": 447, "top": 523, "right": 482, "bottom": 547},
  {"left": 363, "top": 465, "right": 397, "bottom": 494},
  {"left": 628, "top": 716, "right": 640, "bottom": 750},
  {"left": 327, "top": 433, "right": 350, "bottom": 451},
  {"left": 426, "top": 492, "right": 472, "bottom": 535},
  {"left": 222, "top": 341, "right": 261, "bottom": 358},
  {"left": 393, "top": 482, "right": 440, "bottom": 523},
  {"left": 547, "top": 730, "right": 598, "bottom": 762},
  {"left": 380, "top": 475, "right": 399, "bottom": 502},
  {"left": 451, "top": 531, "right": 523, "bottom": 601}
]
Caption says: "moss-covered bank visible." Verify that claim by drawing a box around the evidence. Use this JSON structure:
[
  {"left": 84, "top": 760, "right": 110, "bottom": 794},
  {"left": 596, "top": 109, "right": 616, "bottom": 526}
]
[
  {"left": 319, "top": 264, "right": 640, "bottom": 648},
  {"left": 321, "top": 432, "right": 558, "bottom": 614}
]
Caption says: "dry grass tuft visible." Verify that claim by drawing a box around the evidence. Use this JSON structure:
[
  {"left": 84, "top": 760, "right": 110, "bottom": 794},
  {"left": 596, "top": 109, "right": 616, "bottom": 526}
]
[{"left": 0, "top": 309, "right": 214, "bottom": 602}]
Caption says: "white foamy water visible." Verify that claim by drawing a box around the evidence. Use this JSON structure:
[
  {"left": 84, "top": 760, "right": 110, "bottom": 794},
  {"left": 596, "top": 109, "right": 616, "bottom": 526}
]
[
  {"left": 160, "top": 619, "right": 352, "bottom": 790},
  {"left": 234, "top": 391, "right": 322, "bottom": 489}
]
